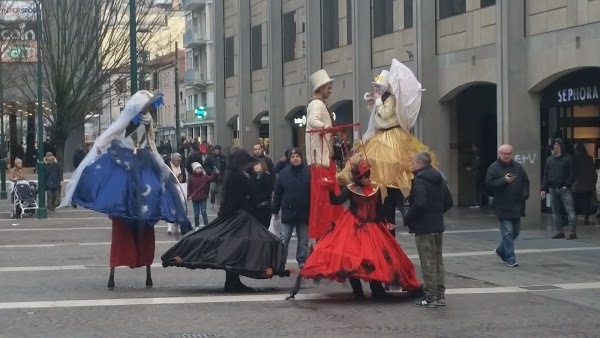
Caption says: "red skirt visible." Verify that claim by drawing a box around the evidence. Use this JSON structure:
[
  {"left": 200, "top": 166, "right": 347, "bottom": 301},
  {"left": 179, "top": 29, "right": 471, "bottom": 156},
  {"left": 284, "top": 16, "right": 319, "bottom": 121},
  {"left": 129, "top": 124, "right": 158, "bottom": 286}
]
[
  {"left": 300, "top": 210, "right": 421, "bottom": 291},
  {"left": 309, "top": 163, "right": 343, "bottom": 239},
  {"left": 110, "top": 218, "right": 155, "bottom": 268}
]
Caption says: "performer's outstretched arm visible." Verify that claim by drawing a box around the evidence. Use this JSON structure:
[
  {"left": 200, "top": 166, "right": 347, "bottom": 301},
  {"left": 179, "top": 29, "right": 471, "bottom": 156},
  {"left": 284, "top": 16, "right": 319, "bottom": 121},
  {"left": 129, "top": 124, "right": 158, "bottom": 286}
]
[{"left": 329, "top": 187, "right": 351, "bottom": 206}]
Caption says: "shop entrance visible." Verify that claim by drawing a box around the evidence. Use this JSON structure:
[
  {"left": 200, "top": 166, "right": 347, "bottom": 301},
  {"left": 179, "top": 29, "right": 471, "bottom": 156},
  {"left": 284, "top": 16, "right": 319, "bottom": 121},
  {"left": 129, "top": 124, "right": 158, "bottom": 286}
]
[
  {"left": 539, "top": 68, "right": 600, "bottom": 213},
  {"left": 454, "top": 83, "right": 497, "bottom": 207}
]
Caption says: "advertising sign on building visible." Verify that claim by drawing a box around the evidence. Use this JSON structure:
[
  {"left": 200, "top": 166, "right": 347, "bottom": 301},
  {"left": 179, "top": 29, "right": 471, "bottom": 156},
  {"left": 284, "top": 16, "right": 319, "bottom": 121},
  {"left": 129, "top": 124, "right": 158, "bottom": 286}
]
[{"left": 0, "top": 0, "right": 38, "bottom": 62}]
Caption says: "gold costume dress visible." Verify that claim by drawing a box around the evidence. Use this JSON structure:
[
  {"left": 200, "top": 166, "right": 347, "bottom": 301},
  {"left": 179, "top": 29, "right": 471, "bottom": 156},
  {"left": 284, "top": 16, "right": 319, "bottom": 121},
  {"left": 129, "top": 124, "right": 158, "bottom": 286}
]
[{"left": 338, "top": 94, "right": 438, "bottom": 197}]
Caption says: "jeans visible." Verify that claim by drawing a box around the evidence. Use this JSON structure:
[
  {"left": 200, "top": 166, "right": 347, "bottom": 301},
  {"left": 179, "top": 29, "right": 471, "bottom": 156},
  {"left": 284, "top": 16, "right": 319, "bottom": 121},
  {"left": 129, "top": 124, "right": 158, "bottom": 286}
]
[
  {"left": 192, "top": 200, "right": 208, "bottom": 228},
  {"left": 496, "top": 219, "right": 521, "bottom": 264},
  {"left": 550, "top": 187, "right": 576, "bottom": 233},
  {"left": 280, "top": 223, "right": 309, "bottom": 267},
  {"left": 47, "top": 189, "right": 60, "bottom": 211},
  {"left": 415, "top": 233, "right": 445, "bottom": 301}
]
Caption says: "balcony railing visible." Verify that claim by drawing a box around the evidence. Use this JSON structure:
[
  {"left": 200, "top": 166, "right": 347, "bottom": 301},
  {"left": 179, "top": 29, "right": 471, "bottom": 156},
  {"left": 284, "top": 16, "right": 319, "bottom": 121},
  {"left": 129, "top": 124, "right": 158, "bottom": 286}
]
[
  {"left": 183, "top": 30, "right": 210, "bottom": 48},
  {"left": 182, "top": 0, "right": 211, "bottom": 11},
  {"left": 184, "top": 69, "right": 213, "bottom": 86}
]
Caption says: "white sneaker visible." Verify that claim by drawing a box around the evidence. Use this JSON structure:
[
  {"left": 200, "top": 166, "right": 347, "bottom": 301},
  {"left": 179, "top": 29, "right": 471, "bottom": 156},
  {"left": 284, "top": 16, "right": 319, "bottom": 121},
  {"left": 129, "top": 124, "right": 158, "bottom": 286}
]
[{"left": 167, "top": 223, "right": 173, "bottom": 235}]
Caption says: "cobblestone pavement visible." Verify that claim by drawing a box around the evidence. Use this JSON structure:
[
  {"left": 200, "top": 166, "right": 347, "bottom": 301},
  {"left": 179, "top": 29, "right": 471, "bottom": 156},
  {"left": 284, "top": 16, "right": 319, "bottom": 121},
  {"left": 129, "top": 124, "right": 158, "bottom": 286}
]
[{"left": 0, "top": 203, "right": 600, "bottom": 337}]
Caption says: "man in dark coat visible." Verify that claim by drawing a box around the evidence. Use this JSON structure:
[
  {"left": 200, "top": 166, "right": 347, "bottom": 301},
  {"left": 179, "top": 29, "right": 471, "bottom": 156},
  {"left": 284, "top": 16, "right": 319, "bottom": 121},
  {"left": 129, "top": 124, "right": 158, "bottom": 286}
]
[
  {"left": 486, "top": 144, "right": 530, "bottom": 267},
  {"left": 572, "top": 142, "right": 597, "bottom": 225},
  {"left": 203, "top": 145, "right": 227, "bottom": 208},
  {"left": 271, "top": 148, "right": 310, "bottom": 268},
  {"left": 405, "top": 152, "right": 453, "bottom": 308},
  {"left": 73, "top": 145, "right": 86, "bottom": 169},
  {"left": 541, "top": 138, "right": 577, "bottom": 239}
]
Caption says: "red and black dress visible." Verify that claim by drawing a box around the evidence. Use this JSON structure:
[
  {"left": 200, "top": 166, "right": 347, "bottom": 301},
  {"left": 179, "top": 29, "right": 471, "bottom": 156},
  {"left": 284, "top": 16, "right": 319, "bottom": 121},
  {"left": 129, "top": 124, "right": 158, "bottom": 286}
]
[{"left": 301, "top": 182, "right": 421, "bottom": 293}]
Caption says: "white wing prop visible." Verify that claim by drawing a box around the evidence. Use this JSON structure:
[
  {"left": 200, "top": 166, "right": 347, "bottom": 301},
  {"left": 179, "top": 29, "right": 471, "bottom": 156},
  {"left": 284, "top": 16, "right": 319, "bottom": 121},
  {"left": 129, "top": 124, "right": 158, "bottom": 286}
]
[{"left": 388, "top": 58, "right": 425, "bottom": 131}]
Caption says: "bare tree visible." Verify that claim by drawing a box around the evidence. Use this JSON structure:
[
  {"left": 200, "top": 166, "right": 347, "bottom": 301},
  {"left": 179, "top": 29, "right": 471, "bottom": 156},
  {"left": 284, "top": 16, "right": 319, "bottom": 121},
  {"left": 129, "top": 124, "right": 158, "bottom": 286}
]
[{"left": 16, "top": 0, "right": 174, "bottom": 164}]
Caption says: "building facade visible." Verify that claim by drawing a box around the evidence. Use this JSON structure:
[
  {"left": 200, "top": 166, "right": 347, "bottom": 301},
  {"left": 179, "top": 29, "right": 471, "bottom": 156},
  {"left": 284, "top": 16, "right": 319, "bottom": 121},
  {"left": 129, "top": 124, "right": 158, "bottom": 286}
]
[
  {"left": 212, "top": 0, "right": 600, "bottom": 226},
  {"left": 182, "top": 0, "right": 215, "bottom": 144}
]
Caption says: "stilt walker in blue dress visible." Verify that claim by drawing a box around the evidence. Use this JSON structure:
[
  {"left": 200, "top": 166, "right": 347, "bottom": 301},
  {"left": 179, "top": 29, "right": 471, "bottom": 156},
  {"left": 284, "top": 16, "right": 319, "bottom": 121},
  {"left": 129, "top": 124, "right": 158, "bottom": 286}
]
[{"left": 60, "top": 90, "right": 192, "bottom": 289}]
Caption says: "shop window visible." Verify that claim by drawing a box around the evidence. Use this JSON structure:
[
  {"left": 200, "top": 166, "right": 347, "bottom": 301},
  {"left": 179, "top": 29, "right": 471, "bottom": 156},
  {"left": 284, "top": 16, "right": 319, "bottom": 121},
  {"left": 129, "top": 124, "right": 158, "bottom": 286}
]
[
  {"left": 225, "top": 36, "right": 234, "bottom": 78},
  {"left": 372, "top": 0, "right": 394, "bottom": 38},
  {"left": 404, "top": 0, "right": 413, "bottom": 29},
  {"left": 322, "top": 0, "right": 339, "bottom": 51},
  {"left": 438, "top": 0, "right": 466, "bottom": 20},
  {"left": 282, "top": 11, "right": 296, "bottom": 62},
  {"left": 480, "top": 0, "right": 495, "bottom": 8},
  {"left": 251, "top": 24, "right": 262, "bottom": 71}
]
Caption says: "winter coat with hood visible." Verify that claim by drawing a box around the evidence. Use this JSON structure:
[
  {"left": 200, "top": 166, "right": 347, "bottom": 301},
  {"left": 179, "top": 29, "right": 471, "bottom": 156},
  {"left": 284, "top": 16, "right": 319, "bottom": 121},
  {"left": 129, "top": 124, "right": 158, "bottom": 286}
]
[
  {"left": 572, "top": 146, "right": 597, "bottom": 193},
  {"left": 405, "top": 165, "right": 453, "bottom": 234},
  {"left": 187, "top": 169, "right": 218, "bottom": 201},
  {"left": 541, "top": 138, "right": 576, "bottom": 191},
  {"left": 44, "top": 156, "right": 63, "bottom": 190}
]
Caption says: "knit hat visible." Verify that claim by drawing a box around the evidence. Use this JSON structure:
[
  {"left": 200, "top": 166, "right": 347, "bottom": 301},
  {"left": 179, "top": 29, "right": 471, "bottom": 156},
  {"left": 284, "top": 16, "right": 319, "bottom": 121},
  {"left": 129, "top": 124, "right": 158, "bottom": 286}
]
[{"left": 191, "top": 162, "right": 202, "bottom": 171}]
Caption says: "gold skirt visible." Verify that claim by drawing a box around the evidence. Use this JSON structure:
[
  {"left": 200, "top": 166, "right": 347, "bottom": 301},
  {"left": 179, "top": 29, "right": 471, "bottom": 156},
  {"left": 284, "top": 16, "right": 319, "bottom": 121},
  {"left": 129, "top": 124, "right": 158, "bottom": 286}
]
[{"left": 337, "top": 127, "right": 439, "bottom": 197}]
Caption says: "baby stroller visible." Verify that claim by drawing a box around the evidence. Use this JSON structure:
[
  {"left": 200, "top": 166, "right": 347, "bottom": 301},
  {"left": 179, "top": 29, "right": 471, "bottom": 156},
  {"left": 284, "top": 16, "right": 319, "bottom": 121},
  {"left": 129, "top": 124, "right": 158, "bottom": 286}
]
[{"left": 11, "top": 179, "right": 38, "bottom": 218}]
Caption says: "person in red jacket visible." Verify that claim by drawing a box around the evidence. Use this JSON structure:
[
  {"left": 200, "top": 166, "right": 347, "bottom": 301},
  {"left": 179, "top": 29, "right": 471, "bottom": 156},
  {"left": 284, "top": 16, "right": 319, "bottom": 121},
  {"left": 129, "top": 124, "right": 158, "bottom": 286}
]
[{"left": 187, "top": 162, "right": 219, "bottom": 229}]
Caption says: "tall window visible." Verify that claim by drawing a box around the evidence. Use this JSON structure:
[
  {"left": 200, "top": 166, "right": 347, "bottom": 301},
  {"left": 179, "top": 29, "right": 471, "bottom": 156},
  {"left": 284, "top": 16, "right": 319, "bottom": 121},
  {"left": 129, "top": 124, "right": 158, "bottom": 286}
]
[
  {"left": 322, "top": 0, "right": 339, "bottom": 51},
  {"left": 225, "top": 36, "right": 234, "bottom": 78},
  {"left": 346, "top": 0, "right": 352, "bottom": 45},
  {"left": 282, "top": 11, "right": 296, "bottom": 62},
  {"left": 251, "top": 24, "right": 262, "bottom": 71},
  {"left": 404, "top": 0, "right": 413, "bottom": 29},
  {"left": 480, "top": 0, "right": 495, "bottom": 8},
  {"left": 372, "top": 0, "right": 394, "bottom": 38},
  {"left": 438, "top": 0, "right": 466, "bottom": 19}
]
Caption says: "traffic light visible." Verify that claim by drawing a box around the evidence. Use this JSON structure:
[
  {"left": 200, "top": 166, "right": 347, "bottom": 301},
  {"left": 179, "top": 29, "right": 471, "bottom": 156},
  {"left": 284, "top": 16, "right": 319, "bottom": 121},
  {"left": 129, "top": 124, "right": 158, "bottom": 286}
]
[{"left": 195, "top": 106, "right": 206, "bottom": 119}]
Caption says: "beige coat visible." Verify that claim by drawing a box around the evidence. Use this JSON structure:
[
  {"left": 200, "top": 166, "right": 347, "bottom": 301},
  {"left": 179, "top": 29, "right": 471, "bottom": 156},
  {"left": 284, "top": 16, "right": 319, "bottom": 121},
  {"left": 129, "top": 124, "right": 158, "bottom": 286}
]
[
  {"left": 374, "top": 95, "right": 399, "bottom": 130},
  {"left": 305, "top": 99, "right": 334, "bottom": 166}
]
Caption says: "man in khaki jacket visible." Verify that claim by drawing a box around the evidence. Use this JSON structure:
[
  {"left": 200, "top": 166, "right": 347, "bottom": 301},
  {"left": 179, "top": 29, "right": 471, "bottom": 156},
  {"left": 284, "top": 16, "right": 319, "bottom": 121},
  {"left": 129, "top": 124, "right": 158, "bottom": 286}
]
[{"left": 305, "top": 69, "right": 343, "bottom": 239}]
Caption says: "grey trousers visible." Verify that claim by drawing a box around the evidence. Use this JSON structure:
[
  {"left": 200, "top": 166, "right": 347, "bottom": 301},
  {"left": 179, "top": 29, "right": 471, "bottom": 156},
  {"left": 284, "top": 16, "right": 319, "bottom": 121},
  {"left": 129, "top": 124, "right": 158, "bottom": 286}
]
[{"left": 415, "top": 233, "right": 445, "bottom": 300}]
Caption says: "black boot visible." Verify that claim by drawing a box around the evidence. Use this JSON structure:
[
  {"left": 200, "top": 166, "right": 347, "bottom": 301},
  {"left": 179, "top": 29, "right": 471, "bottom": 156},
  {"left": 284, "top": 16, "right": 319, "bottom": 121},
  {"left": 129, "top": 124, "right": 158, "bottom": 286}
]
[
  {"left": 370, "top": 282, "right": 392, "bottom": 299},
  {"left": 349, "top": 278, "right": 365, "bottom": 300},
  {"left": 224, "top": 271, "right": 254, "bottom": 293}
]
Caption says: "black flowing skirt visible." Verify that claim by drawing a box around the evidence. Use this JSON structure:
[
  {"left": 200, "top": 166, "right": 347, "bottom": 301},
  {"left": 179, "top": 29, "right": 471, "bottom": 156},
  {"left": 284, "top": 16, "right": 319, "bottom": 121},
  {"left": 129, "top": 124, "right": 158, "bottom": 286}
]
[{"left": 161, "top": 209, "right": 289, "bottom": 279}]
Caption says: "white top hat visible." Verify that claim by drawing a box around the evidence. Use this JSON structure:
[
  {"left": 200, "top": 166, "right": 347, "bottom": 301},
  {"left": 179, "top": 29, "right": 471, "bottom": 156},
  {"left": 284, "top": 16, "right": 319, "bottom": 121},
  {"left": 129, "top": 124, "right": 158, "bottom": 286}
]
[
  {"left": 310, "top": 69, "right": 334, "bottom": 93},
  {"left": 372, "top": 70, "right": 390, "bottom": 89}
]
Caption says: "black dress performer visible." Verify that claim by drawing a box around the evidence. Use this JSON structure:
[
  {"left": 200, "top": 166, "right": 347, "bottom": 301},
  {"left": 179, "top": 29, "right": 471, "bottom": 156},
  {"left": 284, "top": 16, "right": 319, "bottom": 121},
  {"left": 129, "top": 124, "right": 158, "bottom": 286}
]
[{"left": 162, "top": 148, "right": 290, "bottom": 292}]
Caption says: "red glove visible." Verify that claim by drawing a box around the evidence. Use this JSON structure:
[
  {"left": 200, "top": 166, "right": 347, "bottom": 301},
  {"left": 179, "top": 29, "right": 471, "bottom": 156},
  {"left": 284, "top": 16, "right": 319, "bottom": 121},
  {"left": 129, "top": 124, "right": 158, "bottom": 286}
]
[{"left": 321, "top": 178, "right": 335, "bottom": 190}]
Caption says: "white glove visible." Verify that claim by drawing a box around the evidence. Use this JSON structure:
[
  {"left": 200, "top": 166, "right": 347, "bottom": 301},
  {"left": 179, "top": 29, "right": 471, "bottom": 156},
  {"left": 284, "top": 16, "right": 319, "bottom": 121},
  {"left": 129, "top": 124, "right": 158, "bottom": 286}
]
[{"left": 374, "top": 97, "right": 383, "bottom": 106}]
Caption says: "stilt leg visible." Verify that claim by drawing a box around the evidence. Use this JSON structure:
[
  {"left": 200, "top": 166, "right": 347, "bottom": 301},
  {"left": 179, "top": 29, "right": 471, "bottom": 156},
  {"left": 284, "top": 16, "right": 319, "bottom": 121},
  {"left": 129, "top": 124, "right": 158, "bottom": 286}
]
[
  {"left": 108, "top": 267, "right": 115, "bottom": 290},
  {"left": 146, "top": 265, "right": 153, "bottom": 288}
]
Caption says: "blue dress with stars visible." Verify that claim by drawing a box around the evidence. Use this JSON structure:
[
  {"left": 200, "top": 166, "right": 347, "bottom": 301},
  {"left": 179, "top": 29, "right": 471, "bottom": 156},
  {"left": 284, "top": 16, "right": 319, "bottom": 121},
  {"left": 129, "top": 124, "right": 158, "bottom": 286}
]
[{"left": 63, "top": 91, "right": 192, "bottom": 233}]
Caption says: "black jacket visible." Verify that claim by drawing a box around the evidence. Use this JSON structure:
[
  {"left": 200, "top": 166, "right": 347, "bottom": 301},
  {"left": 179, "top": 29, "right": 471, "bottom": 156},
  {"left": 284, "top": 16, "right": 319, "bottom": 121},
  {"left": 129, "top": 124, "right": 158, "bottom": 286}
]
[
  {"left": 572, "top": 152, "right": 597, "bottom": 193},
  {"left": 485, "top": 159, "right": 530, "bottom": 220},
  {"left": 405, "top": 166, "right": 453, "bottom": 234},
  {"left": 251, "top": 172, "right": 274, "bottom": 208},
  {"left": 185, "top": 150, "right": 204, "bottom": 174},
  {"left": 218, "top": 170, "right": 254, "bottom": 217},
  {"left": 271, "top": 163, "right": 311, "bottom": 225},
  {"left": 45, "top": 160, "right": 63, "bottom": 190},
  {"left": 204, "top": 154, "right": 226, "bottom": 182},
  {"left": 73, "top": 150, "right": 85, "bottom": 169},
  {"left": 541, "top": 138, "right": 575, "bottom": 191}
]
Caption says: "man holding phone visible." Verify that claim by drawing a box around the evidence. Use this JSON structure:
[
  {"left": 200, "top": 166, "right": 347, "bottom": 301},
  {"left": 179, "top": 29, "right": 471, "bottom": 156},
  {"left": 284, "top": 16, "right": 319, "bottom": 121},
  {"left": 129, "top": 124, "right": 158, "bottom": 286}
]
[{"left": 486, "top": 144, "right": 530, "bottom": 267}]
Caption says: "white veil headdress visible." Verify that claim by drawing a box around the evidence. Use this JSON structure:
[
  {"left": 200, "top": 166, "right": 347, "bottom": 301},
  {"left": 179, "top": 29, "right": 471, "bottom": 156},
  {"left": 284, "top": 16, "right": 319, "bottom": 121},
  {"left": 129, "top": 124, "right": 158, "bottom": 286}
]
[
  {"left": 388, "top": 58, "right": 425, "bottom": 131},
  {"left": 60, "top": 90, "right": 179, "bottom": 208}
]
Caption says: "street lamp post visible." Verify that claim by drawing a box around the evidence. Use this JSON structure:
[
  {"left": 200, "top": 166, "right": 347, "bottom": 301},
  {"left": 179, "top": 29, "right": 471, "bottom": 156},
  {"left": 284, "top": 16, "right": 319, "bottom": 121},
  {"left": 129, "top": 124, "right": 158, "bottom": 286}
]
[
  {"left": 0, "top": 57, "right": 6, "bottom": 200},
  {"left": 129, "top": 0, "right": 137, "bottom": 95},
  {"left": 174, "top": 42, "right": 181, "bottom": 143},
  {"left": 36, "top": 0, "right": 47, "bottom": 219}
]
